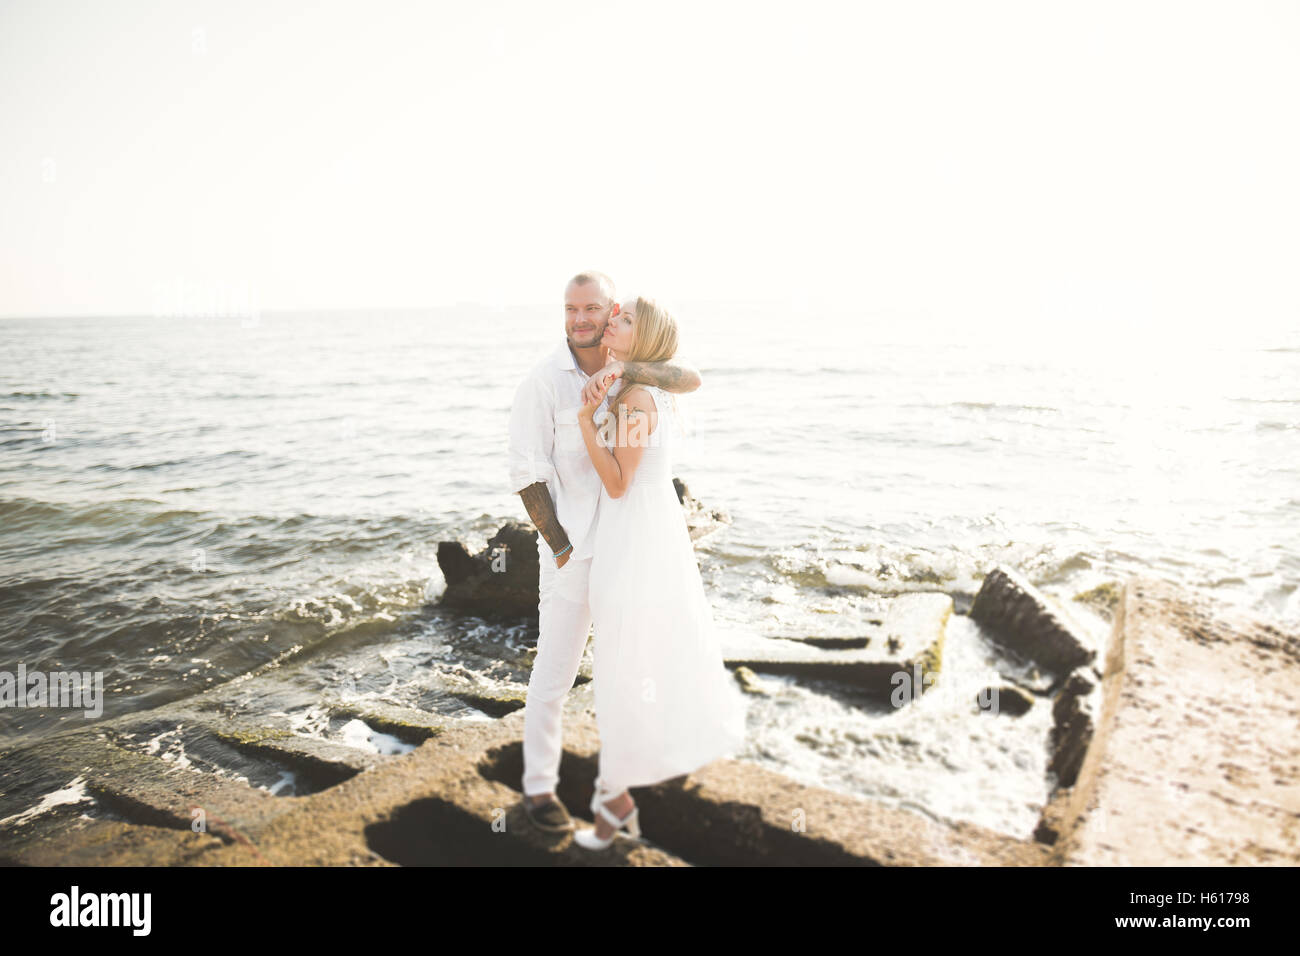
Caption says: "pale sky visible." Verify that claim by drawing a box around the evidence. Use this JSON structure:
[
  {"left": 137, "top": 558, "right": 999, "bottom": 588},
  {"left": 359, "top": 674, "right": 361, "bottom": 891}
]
[{"left": 2, "top": 0, "right": 1296, "bottom": 343}]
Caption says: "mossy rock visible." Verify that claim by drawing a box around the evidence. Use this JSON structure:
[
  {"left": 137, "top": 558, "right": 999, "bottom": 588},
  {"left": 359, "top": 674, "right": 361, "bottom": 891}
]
[
  {"left": 1073, "top": 581, "right": 1122, "bottom": 621},
  {"left": 215, "top": 725, "right": 295, "bottom": 746}
]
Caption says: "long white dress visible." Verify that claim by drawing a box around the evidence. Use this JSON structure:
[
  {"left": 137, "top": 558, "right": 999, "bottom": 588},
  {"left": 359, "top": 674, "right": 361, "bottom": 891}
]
[{"left": 587, "top": 384, "right": 746, "bottom": 800}]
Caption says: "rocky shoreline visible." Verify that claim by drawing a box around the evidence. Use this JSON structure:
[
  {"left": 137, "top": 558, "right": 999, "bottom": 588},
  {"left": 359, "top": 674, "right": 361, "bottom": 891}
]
[{"left": 2, "top": 486, "right": 1296, "bottom": 865}]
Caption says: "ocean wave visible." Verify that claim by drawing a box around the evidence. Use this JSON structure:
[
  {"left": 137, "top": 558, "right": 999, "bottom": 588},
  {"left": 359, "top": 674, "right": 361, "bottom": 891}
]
[
  {"left": 0, "top": 496, "right": 197, "bottom": 532},
  {"left": 946, "top": 401, "right": 1060, "bottom": 413},
  {"left": 737, "top": 536, "right": 1117, "bottom": 611},
  {"left": 0, "top": 495, "right": 445, "bottom": 554},
  {"left": 0, "top": 551, "right": 442, "bottom": 722},
  {"left": 3, "top": 391, "right": 78, "bottom": 400},
  {"left": 761, "top": 546, "right": 965, "bottom": 594},
  {"left": 82, "top": 449, "right": 264, "bottom": 473},
  {"left": 697, "top": 366, "right": 867, "bottom": 376}
]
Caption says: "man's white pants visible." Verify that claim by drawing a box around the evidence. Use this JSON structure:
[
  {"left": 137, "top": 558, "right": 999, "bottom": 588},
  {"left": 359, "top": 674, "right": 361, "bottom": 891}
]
[{"left": 522, "top": 539, "right": 592, "bottom": 798}]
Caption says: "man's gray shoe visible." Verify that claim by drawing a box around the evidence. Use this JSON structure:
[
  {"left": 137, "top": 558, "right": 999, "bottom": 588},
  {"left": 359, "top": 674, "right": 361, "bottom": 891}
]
[{"left": 522, "top": 794, "right": 575, "bottom": 833}]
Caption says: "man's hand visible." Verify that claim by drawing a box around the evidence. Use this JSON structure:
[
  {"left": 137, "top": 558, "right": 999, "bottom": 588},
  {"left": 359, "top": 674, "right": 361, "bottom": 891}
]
[
  {"left": 581, "top": 360, "right": 624, "bottom": 407},
  {"left": 555, "top": 549, "right": 571, "bottom": 569}
]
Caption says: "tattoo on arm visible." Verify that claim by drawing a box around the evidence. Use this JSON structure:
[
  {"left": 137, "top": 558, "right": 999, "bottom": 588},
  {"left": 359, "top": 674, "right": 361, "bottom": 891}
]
[
  {"left": 518, "top": 482, "right": 570, "bottom": 555},
  {"left": 623, "top": 360, "right": 701, "bottom": 394}
]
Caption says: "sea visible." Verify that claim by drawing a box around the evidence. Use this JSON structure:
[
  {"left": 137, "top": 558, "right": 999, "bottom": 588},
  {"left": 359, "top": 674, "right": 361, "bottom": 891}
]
[{"left": 2, "top": 305, "right": 1296, "bottom": 836}]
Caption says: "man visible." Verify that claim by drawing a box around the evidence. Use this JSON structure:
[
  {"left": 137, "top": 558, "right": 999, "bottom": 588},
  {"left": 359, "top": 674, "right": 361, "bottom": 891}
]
[{"left": 508, "top": 270, "right": 701, "bottom": 832}]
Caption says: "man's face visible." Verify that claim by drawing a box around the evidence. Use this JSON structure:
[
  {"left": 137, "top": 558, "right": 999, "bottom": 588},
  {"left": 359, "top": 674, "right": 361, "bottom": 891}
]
[{"left": 564, "top": 280, "right": 618, "bottom": 350}]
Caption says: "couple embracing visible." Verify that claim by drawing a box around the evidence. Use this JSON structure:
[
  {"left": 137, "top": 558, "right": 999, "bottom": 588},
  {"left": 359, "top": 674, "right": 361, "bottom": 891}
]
[{"left": 507, "top": 270, "right": 745, "bottom": 851}]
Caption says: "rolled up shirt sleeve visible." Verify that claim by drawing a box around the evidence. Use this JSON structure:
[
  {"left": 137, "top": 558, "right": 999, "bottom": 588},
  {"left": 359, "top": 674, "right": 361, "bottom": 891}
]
[{"left": 508, "top": 371, "right": 557, "bottom": 494}]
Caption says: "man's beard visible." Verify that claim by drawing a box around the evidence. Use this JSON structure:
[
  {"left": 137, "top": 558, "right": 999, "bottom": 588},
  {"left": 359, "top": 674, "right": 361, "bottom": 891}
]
[{"left": 569, "top": 329, "right": 606, "bottom": 349}]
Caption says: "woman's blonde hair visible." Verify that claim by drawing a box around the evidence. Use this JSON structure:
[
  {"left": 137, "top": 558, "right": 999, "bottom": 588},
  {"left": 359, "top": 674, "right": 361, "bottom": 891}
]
[{"left": 607, "top": 295, "right": 680, "bottom": 439}]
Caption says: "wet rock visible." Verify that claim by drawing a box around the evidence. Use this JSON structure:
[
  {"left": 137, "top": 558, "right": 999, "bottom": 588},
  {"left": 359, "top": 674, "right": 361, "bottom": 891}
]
[
  {"left": 999, "top": 668, "right": 1056, "bottom": 695},
  {"left": 674, "top": 477, "right": 732, "bottom": 542},
  {"left": 0, "top": 729, "right": 296, "bottom": 848},
  {"left": 1073, "top": 581, "right": 1123, "bottom": 622},
  {"left": 1047, "top": 671, "right": 1095, "bottom": 787},
  {"left": 0, "top": 641, "right": 1047, "bottom": 867},
  {"left": 330, "top": 702, "right": 447, "bottom": 745},
  {"left": 209, "top": 721, "right": 388, "bottom": 784},
  {"left": 2, "top": 818, "right": 252, "bottom": 867},
  {"left": 446, "top": 685, "right": 528, "bottom": 718},
  {"left": 774, "top": 634, "right": 874, "bottom": 649},
  {"left": 1032, "top": 800, "right": 1069, "bottom": 846},
  {"left": 978, "top": 685, "right": 1034, "bottom": 717},
  {"left": 732, "top": 666, "right": 772, "bottom": 696},
  {"left": 437, "top": 478, "right": 727, "bottom": 619},
  {"left": 1039, "top": 577, "right": 1300, "bottom": 865},
  {"left": 970, "top": 565, "right": 1096, "bottom": 675},
  {"left": 437, "top": 521, "right": 540, "bottom": 619},
  {"left": 9, "top": 574, "right": 1294, "bottom": 867},
  {"left": 716, "top": 592, "right": 952, "bottom": 701}
]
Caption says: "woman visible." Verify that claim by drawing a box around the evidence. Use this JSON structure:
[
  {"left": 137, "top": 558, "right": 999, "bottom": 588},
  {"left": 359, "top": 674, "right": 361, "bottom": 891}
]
[{"left": 573, "top": 294, "right": 746, "bottom": 850}]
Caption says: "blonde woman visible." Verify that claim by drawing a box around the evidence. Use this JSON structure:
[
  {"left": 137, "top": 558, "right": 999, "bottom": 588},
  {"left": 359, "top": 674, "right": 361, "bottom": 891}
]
[{"left": 573, "top": 295, "right": 746, "bottom": 850}]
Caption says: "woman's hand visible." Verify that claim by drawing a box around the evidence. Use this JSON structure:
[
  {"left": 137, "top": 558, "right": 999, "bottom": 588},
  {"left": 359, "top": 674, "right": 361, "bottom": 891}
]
[{"left": 581, "top": 360, "right": 624, "bottom": 407}]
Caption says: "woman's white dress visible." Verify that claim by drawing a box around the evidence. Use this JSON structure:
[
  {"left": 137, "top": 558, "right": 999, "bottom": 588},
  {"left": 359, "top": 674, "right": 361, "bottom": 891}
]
[{"left": 587, "top": 384, "right": 746, "bottom": 799}]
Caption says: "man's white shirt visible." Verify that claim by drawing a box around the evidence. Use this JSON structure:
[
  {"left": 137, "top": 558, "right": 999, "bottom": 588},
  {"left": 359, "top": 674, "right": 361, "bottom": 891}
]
[{"left": 508, "top": 340, "right": 611, "bottom": 564}]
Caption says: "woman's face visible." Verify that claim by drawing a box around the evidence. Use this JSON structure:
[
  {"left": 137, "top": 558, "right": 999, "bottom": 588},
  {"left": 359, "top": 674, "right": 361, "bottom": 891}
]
[{"left": 602, "top": 298, "right": 636, "bottom": 357}]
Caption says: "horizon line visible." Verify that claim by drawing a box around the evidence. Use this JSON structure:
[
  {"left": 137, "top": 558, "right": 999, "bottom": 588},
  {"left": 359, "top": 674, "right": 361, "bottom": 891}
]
[{"left": 0, "top": 296, "right": 884, "bottom": 322}]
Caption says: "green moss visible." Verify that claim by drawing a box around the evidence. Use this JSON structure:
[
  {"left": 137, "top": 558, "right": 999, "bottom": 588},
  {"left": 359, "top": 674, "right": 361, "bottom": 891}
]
[
  {"left": 215, "top": 726, "right": 294, "bottom": 746},
  {"left": 733, "top": 666, "right": 770, "bottom": 696},
  {"left": 1074, "top": 581, "right": 1122, "bottom": 616}
]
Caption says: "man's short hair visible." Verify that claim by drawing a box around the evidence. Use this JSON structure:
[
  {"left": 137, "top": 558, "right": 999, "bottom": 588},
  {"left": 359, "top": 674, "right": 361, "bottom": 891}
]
[{"left": 567, "top": 270, "right": 616, "bottom": 305}]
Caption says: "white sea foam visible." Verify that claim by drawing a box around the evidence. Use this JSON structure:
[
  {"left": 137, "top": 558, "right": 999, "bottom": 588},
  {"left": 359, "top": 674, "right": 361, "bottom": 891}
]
[
  {"left": 338, "top": 717, "right": 415, "bottom": 754},
  {"left": 0, "top": 774, "right": 93, "bottom": 827},
  {"left": 825, "top": 564, "right": 875, "bottom": 587}
]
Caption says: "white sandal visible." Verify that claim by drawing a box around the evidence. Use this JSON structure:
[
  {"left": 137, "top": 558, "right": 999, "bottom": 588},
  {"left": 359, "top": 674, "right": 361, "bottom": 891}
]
[{"left": 573, "top": 784, "right": 640, "bottom": 850}]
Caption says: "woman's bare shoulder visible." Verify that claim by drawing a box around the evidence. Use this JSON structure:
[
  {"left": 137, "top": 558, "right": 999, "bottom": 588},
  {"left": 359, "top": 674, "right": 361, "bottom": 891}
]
[{"left": 620, "top": 385, "right": 658, "bottom": 413}]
